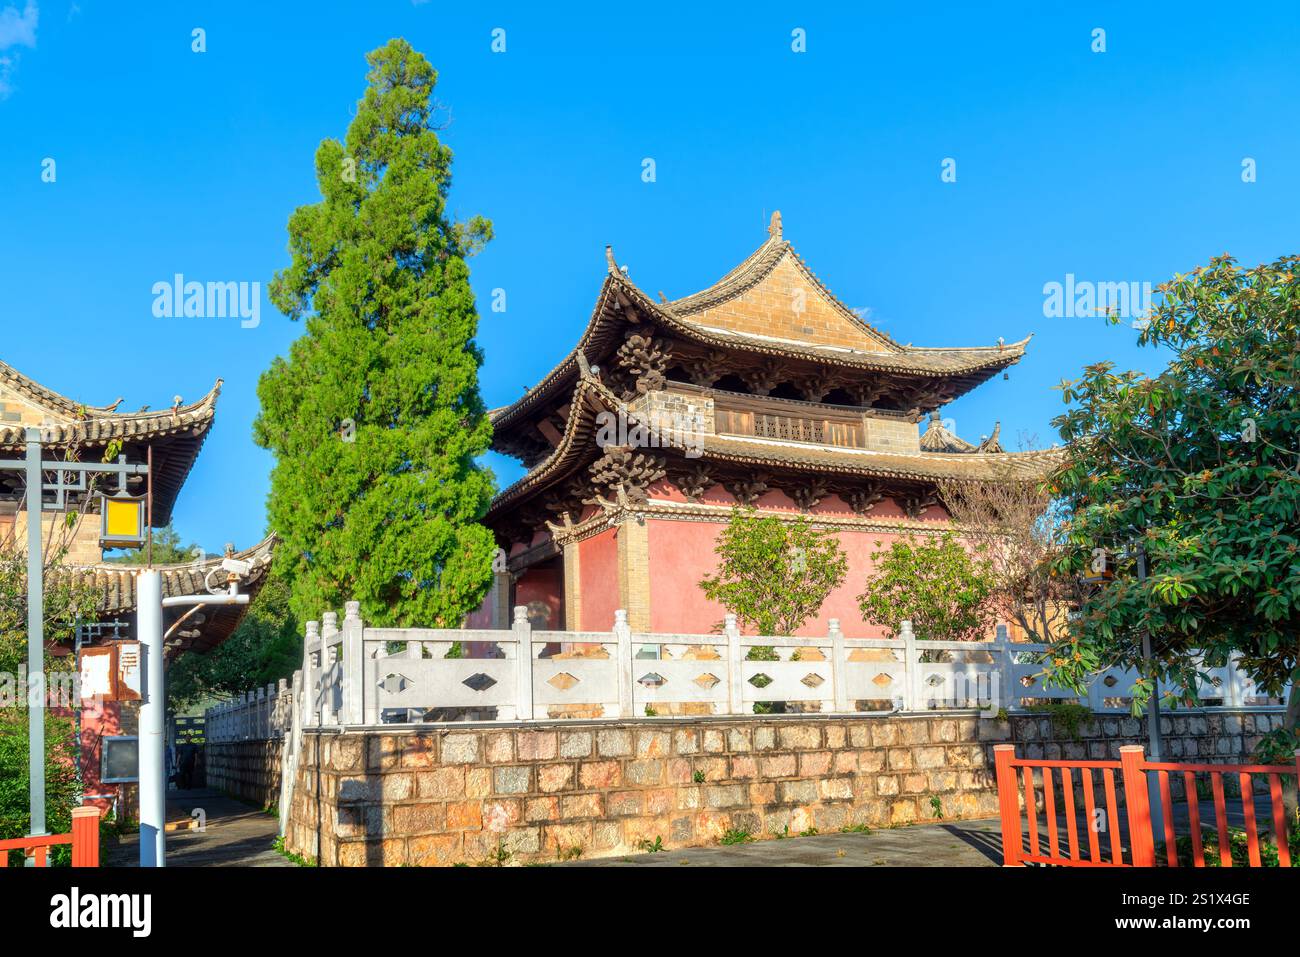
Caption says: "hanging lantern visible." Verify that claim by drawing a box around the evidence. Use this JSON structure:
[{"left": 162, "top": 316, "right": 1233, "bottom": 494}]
[{"left": 99, "top": 491, "right": 146, "bottom": 549}]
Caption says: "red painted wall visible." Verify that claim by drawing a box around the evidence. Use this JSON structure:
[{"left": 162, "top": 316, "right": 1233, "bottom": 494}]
[
  {"left": 645, "top": 483, "right": 955, "bottom": 638},
  {"left": 577, "top": 527, "right": 620, "bottom": 631},
  {"left": 515, "top": 563, "right": 563, "bottom": 630}
]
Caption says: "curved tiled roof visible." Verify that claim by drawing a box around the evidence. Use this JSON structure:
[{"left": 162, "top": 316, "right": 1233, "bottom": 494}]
[
  {"left": 486, "top": 376, "right": 1062, "bottom": 523},
  {"left": 0, "top": 362, "right": 222, "bottom": 525},
  {"left": 68, "top": 534, "right": 278, "bottom": 656},
  {"left": 490, "top": 216, "right": 1029, "bottom": 435}
]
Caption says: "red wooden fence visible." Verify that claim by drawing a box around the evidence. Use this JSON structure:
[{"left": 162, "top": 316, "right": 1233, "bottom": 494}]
[
  {"left": 0, "top": 806, "right": 101, "bottom": 868},
  {"left": 995, "top": 744, "right": 1300, "bottom": 867}
]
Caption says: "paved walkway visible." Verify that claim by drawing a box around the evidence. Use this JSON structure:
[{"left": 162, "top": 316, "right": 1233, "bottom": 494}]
[
  {"left": 571, "top": 817, "right": 1007, "bottom": 867},
  {"left": 105, "top": 788, "right": 293, "bottom": 867}
]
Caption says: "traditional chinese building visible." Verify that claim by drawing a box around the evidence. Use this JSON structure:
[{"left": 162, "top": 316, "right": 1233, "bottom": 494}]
[
  {"left": 477, "top": 213, "right": 1059, "bottom": 637},
  {"left": 0, "top": 359, "right": 275, "bottom": 812}
]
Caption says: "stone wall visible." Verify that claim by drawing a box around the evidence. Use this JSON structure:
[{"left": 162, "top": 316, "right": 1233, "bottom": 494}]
[
  {"left": 206, "top": 739, "right": 285, "bottom": 809},
  {"left": 280, "top": 708, "right": 1284, "bottom": 867}
]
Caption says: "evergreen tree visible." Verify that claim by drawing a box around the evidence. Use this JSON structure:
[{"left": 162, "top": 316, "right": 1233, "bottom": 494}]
[{"left": 255, "top": 39, "right": 496, "bottom": 627}]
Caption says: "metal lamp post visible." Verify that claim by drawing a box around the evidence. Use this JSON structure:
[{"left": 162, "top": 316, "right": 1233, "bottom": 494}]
[{"left": 0, "top": 428, "right": 148, "bottom": 842}]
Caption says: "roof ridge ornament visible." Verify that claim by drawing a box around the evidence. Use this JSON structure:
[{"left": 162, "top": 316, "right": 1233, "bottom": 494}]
[
  {"left": 605, "top": 245, "right": 618, "bottom": 275},
  {"left": 768, "top": 210, "right": 782, "bottom": 240}
]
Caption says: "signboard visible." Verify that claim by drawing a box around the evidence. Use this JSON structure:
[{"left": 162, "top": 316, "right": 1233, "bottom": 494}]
[
  {"left": 102, "top": 736, "right": 139, "bottom": 784},
  {"left": 79, "top": 646, "right": 116, "bottom": 702},
  {"left": 116, "top": 641, "right": 143, "bottom": 701},
  {"left": 77, "top": 641, "right": 143, "bottom": 702}
]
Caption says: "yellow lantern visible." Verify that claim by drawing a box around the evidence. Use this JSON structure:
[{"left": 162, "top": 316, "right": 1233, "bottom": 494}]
[{"left": 99, "top": 492, "right": 146, "bottom": 549}]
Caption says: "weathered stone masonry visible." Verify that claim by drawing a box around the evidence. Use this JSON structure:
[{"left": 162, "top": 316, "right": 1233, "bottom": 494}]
[{"left": 260, "top": 708, "right": 1284, "bottom": 866}]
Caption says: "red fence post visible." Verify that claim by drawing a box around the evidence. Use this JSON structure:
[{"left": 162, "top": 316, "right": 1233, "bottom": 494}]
[
  {"left": 70, "top": 805, "right": 101, "bottom": 868},
  {"left": 994, "top": 744, "right": 1022, "bottom": 866},
  {"left": 1120, "top": 745, "right": 1155, "bottom": 867}
]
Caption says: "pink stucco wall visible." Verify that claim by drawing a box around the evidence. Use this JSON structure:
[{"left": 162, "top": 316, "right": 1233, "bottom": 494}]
[
  {"left": 646, "top": 483, "right": 953, "bottom": 638},
  {"left": 577, "top": 527, "right": 620, "bottom": 631}
]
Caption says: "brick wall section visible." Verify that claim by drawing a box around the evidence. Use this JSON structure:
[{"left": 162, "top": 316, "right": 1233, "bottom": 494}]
[
  {"left": 279, "top": 709, "right": 1284, "bottom": 867},
  {"left": 689, "top": 255, "right": 890, "bottom": 352},
  {"left": 207, "top": 740, "right": 284, "bottom": 808},
  {"left": 863, "top": 416, "right": 920, "bottom": 454}
]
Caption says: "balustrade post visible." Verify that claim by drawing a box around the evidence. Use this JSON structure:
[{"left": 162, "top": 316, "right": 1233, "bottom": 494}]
[
  {"left": 900, "top": 620, "right": 918, "bottom": 712},
  {"left": 1224, "top": 652, "right": 1246, "bottom": 709},
  {"left": 342, "top": 601, "right": 364, "bottom": 725},
  {"left": 996, "top": 633, "right": 1017, "bottom": 713},
  {"left": 614, "top": 610, "right": 633, "bottom": 718},
  {"left": 725, "top": 614, "right": 742, "bottom": 716},
  {"left": 513, "top": 606, "right": 534, "bottom": 721},
  {"left": 303, "top": 620, "right": 320, "bottom": 728},
  {"left": 830, "top": 619, "right": 849, "bottom": 713},
  {"left": 321, "top": 612, "right": 339, "bottom": 725}
]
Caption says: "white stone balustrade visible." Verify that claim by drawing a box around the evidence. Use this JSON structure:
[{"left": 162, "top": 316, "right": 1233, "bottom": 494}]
[{"left": 204, "top": 604, "right": 1287, "bottom": 743}]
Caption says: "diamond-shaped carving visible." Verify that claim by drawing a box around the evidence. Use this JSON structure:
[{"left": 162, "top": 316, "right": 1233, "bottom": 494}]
[
  {"left": 926, "top": 674, "right": 945, "bottom": 687},
  {"left": 801, "top": 673, "right": 825, "bottom": 688},
  {"left": 547, "top": 672, "right": 580, "bottom": 691},
  {"left": 693, "top": 672, "right": 720, "bottom": 690},
  {"left": 462, "top": 673, "right": 497, "bottom": 693},
  {"left": 380, "top": 672, "right": 410, "bottom": 694},
  {"left": 638, "top": 672, "right": 667, "bottom": 688},
  {"left": 872, "top": 672, "right": 893, "bottom": 688},
  {"left": 748, "top": 673, "right": 773, "bottom": 689},
  {"left": 1103, "top": 675, "right": 1118, "bottom": 688}
]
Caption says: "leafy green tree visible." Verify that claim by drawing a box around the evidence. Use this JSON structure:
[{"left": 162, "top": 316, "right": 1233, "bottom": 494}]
[
  {"left": 1047, "top": 254, "right": 1300, "bottom": 738},
  {"left": 700, "top": 509, "right": 847, "bottom": 635},
  {"left": 0, "top": 711, "right": 79, "bottom": 860},
  {"left": 255, "top": 39, "right": 497, "bottom": 627},
  {"left": 857, "top": 533, "right": 995, "bottom": 641},
  {"left": 105, "top": 523, "right": 204, "bottom": 565},
  {"left": 167, "top": 571, "right": 301, "bottom": 710}
]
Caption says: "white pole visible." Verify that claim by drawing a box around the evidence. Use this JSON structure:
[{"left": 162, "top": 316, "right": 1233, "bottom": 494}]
[{"left": 137, "top": 570, "right": 166, "bottom": 867}]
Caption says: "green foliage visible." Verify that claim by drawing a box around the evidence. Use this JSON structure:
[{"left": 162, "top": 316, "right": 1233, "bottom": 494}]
[
  {"left": 857, "top": 533, "right": 995, "bottom": 640},
  {"left": 1174, "top": 822, "right": 1299, "bottom": 867},
  {"left": 1046, "top": 254, "right": 1300, "bottom": 719},
  {"left": 105, "top": 523, "right": 204, "bottom": 565},
  {"left": 1026, "top": 701, "right": 1094, "bottom": 741},
  {"left": 0, "top": 547, "right": 97, "bottom": 677},
  {"left": 254, "top": 38, "right": 497, "bottom": 629},
  {"left": 700, "top": 508, "right": 847, "bottom": 636},
  {"left": 692, "top": 769, "right": 705, "bottom": 783},
  {"left": 719, "top": 828, "right": 755, "bottom": 845},
  {"left": 1254, "top": 727, "right": 1300, "bottom": 768},
  {"left": 636, "top": 835, "right": 664, "bottom": 853},
  {"left": 0, "top": 710, "right": 79, "bottom": 863},
  {"left": 167, "top": 571, "right": 300, "bottom": 710},
  {"left": 272, "top": 834, "right": 318, "bottom": 867}
]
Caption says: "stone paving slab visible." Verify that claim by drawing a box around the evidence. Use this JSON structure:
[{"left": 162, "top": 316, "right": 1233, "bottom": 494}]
[
  {"left": 105, "top": 788, "right": 294, "bottom": 867},
  {"left": 568, "top": 817, "right": 1007, "bottom": 867}
]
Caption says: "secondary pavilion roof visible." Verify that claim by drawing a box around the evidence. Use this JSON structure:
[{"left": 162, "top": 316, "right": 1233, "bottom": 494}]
[
  {"left": 0, "top": 360, "right": 221, "bottom": 526},
  {"left": 484, "top": 374, "right": 1063, "bottom": 528},
  {"left": 62, "top": 534, "right": 278, "bottom": 658},
  {"left": 490, "top": 212, "right": 1029, "bottom": 441}
]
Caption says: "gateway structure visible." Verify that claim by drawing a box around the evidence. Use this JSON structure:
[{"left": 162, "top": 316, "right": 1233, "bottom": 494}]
[{"left": 478, "top": 214, "right": 1057, "bottom": 637}]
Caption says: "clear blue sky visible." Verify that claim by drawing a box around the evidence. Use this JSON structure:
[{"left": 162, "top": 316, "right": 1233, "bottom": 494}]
[{"left": 2, "top": 2, "right": 1297, "bottom": 554}]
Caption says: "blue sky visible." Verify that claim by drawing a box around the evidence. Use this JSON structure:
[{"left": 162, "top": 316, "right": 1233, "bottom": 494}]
[{"left": 2, "top": 1, "right": 1298, "bottom": 554}]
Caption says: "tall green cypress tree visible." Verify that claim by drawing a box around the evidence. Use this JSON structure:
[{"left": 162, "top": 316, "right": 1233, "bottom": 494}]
[{"left": 255, "top": 39, "right": 496, "bottom": 627}]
